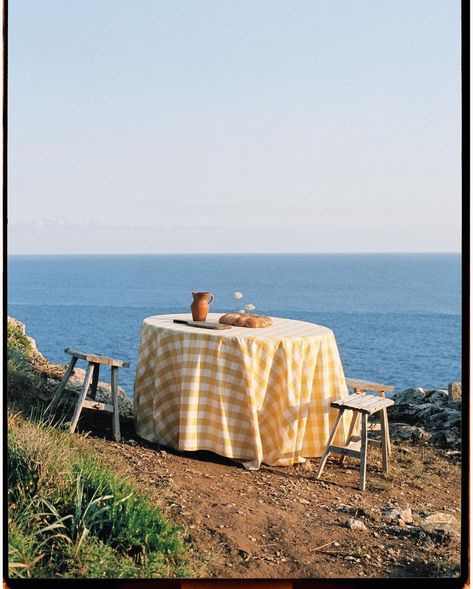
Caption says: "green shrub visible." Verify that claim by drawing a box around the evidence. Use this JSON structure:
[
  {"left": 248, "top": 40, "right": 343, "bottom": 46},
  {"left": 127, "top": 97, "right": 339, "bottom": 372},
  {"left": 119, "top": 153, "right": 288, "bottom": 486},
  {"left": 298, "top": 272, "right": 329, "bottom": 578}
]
[
  {"left": 8, "top": 517, "right": 44, "bottom": 578},
  {"left": 62, "top": 537, "right": 139, "bottom": 578},
  {"left": 7, "top": 345, "right": 40, "bottom": 400},
  {"left": 7, "top": 322, "right": 40, "bottom": 407},
  {"left": 7, "top": 322, "right": 32, "bottom": 353},
  {"left": 8, "top": 434, "right": 41, "bottom": 501},
  {"left": 7, "top": 412, "right": 191, "bottom": 578},
  {"left": 8, "top": 413, "right": 72, "bottom": 502},
  {"left": 70, "top": 458, "right": 183, "bottom": 559}
]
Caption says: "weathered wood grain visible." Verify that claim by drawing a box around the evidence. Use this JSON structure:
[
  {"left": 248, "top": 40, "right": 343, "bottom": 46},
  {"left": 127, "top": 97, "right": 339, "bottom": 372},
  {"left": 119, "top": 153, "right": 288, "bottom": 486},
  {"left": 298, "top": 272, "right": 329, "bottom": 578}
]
[
  {"left": 317, "top": 390, "right": 395, "bottom": 491},
  {"left": 346, "top": 377, "right": 394, "bottom": 393},
  {"left": 64, "top": 348, "right": 130, "bottom": 367}
]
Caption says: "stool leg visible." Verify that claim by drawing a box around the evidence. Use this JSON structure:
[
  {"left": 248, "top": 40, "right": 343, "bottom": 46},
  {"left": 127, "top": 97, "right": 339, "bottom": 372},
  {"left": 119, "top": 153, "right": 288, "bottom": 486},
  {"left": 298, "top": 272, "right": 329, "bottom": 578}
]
[
  {"left": 70, "top": 362, "right": 94, "bottom": 433},
  {"left": 359, "top": 413, "right": 368, "bottom": 491},
  {"left": 89, "top": 363, "right": 100, "bottom": 400},
  {"left": 382, "top": 407, "right": 392, "bottom": 456},
  {"left": 46, "top": 356, "right": 78, "bottom": 415},
  {"left": 380, "top": 407, "right": 390, "bottom": 474},
  {"left": 379, "top": 390, "right": 392, "bottom": 456},
  {"left": 315, "top": 408, "right": 345, "bottom": 480},
  {"left": 111, "top": 366, "right": 121, "bottom": 442},
  {"left": 339, "top": 411, "right": 359, "bottom": 465}
]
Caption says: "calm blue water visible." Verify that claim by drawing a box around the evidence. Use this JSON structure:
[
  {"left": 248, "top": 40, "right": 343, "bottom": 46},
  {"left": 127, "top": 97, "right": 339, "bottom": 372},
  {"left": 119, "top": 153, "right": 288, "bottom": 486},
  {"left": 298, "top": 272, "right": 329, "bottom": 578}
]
[{"left": 7, "top": 254, "right": 461, "bottom": 397}]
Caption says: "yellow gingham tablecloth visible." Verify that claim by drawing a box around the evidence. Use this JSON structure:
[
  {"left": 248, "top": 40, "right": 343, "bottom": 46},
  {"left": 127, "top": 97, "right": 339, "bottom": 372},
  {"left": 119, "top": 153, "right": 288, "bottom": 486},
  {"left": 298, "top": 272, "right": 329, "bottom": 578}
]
[{"left": 134, "top": 313, "right": 350, "bottom": 470}]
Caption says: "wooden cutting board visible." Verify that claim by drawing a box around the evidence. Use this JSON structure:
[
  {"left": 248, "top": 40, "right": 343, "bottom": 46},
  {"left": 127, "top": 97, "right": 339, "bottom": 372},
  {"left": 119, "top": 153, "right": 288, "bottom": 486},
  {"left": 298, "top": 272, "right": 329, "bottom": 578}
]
[{"left": 173, "top": 319, "right": 232, "bottom": 330}]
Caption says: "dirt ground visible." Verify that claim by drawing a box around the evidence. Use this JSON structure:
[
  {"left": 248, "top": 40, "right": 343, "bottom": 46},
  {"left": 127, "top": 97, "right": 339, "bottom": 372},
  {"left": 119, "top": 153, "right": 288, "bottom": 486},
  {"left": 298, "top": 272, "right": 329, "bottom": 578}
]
[{"left": 79, "top": 414, "right": 463, "bottom": 580}]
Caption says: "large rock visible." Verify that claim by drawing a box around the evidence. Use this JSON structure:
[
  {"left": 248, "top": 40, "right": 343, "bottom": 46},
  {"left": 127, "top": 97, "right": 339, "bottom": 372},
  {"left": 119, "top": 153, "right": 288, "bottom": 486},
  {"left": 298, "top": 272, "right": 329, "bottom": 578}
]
[
  {"left": 421, "top": 512, "right": 459, "bottom": 537},
  {"left": 413, "top": 403, "right": 442, "bottom": 424},
  {"left": 347, "top": 518, "right": 368, "bottom": 531},
  {"left": 424, "top": 389, "right": 449, "bottom": 405},
  {"left": 8, "top": 316, "right": 26, "bottom": 334},
  {"left": 388, "top": 402, "right": 442, "bottom": 425},
  {"left": 448, "top": 382, "right": 462, "bottom": 402},
  {"left": 430, "top": 430, "right": 461, "bottom": 448},
  {"left": 8, "top": 316, "right": 41, "bottom": 356},
  {"left": 392, "top": 387, "right": 426, "bottom": 405},
  {"left": 389, "top": 423, "right": 432, "bottom": 443},
  {"left": 427, "top": 408, "right": 461, "bottom": 430},
  {"left": 387, "top": 404, "right": 420, "bottom": 423},
  {"left": 447, "top": 399, "right": 462, "bottom": 412},
  {"left": 389, "top": 385, "right": 461, "bottom": 449},
  {"left": 381, "top": 506, "right": 413, "bottom": 525}
]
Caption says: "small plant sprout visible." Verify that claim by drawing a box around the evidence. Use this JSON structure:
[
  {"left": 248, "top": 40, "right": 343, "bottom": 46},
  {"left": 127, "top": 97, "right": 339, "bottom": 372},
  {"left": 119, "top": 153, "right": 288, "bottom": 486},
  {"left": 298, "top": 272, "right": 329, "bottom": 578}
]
[{"left": 245, "top": 304, "right": 255, "bottom": 313}]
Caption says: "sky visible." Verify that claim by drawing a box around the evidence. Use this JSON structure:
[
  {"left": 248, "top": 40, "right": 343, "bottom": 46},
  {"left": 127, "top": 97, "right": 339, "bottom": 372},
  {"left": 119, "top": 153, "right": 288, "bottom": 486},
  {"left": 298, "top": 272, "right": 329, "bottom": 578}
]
[{"left": 8, "top": 0, "right": 461, "bottom": 254}]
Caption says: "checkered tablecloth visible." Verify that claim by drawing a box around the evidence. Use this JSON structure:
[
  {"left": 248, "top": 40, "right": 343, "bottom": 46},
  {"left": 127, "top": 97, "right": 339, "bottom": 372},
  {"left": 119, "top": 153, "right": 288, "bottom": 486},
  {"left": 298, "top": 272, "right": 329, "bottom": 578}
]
[{"left": 134, "top": 313, "right": 350, "bottom": 469}]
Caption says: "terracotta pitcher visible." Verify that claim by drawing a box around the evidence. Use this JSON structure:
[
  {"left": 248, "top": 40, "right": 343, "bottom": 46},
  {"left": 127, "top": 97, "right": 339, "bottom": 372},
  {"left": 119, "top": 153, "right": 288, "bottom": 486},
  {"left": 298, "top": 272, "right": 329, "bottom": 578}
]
[{"left": 191, "top": 291, "right": 214, "bottom": 322}]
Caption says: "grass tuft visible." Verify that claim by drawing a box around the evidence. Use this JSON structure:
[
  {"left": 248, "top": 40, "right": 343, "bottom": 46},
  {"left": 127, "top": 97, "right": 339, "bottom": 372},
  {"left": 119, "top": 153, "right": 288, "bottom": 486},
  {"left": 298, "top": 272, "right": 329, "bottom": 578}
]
[
  {"left": 7, "top": 322, "right": 32, "bottom": 353},
  {"left": 7, "top": 411, "right": 190, "bottom": 578},
  {"left": 7, "top": 325, "right": 43, "bottom": 412},
  {"left": 7, "top": 345, "right": 40, "bottom": 401}
]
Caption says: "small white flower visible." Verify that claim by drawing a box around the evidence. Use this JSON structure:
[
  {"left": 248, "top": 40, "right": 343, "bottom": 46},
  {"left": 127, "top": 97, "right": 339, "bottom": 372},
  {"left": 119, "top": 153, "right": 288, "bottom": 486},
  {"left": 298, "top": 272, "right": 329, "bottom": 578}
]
[
  {"left": 238, "top": 309, "right": 246, "bottom": 314},
  {"left": 233, "top": 292, "right": 243, "bottom": 300},
  {"left": 245, "top": 304, "right": 255, "bottom": 311}
]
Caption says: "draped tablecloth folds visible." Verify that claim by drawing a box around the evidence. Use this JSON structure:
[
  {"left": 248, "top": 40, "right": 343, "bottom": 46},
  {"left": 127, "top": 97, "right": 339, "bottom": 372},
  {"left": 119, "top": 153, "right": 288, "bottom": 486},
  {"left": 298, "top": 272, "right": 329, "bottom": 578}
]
[{"left": 134, "top": 313, "right": 351, "bottom": 470}]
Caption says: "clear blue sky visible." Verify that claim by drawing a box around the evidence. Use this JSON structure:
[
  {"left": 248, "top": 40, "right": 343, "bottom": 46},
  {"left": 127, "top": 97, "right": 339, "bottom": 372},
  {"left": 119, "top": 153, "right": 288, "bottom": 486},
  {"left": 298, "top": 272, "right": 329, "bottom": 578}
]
[{"left": 9, "top": 0, "right": 461, "bottom": 254}]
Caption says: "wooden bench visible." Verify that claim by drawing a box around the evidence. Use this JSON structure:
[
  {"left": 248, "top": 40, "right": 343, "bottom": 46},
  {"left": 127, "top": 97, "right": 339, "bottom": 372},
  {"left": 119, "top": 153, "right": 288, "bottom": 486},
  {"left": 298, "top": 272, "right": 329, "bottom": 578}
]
[
  {"left": 345, "top": 378, "right": 394, "bottom": 396},
  {"left": 46, "top": 348, "right": 130, "bottom": 441},
  {"left": 315, "top": 378, "right": 395, "bottom": 491}
]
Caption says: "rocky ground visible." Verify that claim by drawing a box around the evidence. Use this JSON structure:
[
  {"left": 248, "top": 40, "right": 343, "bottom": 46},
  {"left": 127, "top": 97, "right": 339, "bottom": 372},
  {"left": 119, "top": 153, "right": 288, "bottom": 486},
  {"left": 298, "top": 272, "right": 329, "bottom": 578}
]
[
  {"left": 7, "top": 317, "right": 464, "bottom": 579},
  {"left": 85, "top": 424, "right": 462, "bottom": 579},
  {"left": 389, "top": 384, "right": 462, "bottom": 449}
]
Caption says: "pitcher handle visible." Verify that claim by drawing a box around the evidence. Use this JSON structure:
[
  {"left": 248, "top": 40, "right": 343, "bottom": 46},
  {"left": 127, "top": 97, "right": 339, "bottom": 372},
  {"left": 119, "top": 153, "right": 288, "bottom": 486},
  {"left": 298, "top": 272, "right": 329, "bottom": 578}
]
[{"left": 208, "top": 294, "right": 214, "bottom": 304}]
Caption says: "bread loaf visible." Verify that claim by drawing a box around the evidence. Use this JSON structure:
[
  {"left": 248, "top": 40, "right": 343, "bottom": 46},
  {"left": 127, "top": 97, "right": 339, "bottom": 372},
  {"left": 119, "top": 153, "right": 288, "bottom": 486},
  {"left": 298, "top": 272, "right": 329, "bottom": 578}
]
[
  {"left": 219, "top": 313, "right": 272, "bottom": 328},
  {"left": 219, "top": 313, "right": 241, "bottom": 325}
]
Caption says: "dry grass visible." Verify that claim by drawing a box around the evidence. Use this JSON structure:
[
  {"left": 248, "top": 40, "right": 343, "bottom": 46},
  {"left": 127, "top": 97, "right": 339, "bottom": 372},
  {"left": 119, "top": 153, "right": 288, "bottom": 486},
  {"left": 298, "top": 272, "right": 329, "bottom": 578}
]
[{"left": 8, "top": 410, "right": 191, "bottom": 579}]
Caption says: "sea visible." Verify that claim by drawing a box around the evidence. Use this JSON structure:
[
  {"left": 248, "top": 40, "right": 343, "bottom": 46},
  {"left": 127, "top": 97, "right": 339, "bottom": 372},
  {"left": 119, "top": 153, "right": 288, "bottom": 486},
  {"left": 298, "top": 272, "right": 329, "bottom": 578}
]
[{"left": 7, "top": 253, "right": 461, "bottom": 398}]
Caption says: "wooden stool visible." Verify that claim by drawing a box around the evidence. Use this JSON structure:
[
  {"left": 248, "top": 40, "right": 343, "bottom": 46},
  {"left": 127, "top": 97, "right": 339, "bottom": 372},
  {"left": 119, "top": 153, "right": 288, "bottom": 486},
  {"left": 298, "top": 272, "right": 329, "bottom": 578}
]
[
  {"left": 345, "top": 378, "right": 395, "bottom": 456},
  {"left": 46, "top": 348, "right": 130, "bottom": 441},
  {"left": 315, "top": 393, "right": 395, "bottom": 491}
]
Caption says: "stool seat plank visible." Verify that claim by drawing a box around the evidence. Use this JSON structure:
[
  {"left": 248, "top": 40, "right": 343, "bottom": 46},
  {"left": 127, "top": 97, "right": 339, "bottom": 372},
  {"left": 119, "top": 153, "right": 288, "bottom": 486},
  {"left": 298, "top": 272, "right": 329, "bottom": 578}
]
[
  {"left": 65, "top": 348, "right": 130, "bottom": 368},
  {"left": 333, "top": 394, "right": 378, "bottom": 411},
  {"left": 331, "top": 393, "right": 394, "bottom": 415}
]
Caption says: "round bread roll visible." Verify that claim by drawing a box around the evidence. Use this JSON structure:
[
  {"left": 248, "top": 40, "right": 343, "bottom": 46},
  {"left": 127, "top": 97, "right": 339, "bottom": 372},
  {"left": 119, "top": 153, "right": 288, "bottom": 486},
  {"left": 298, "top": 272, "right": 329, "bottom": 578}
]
[
  {"left": 219, "top": 313, "right": 241, "bottom": 325},
  {"left": 234, "top": 314, "right": 272, "bottom": 328}
]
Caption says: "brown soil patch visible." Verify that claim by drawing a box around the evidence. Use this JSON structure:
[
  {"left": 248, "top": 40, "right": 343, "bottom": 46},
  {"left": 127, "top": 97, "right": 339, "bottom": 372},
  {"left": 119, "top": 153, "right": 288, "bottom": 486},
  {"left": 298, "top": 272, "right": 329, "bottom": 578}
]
[{"left": 77, "top": 414, "right": 462, "bottom": 579}]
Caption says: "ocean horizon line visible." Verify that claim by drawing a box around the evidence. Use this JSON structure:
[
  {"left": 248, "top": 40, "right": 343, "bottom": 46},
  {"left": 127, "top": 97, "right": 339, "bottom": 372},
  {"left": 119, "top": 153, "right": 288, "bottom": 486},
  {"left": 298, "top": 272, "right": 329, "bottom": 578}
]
[{"left": 7, "top": 251, "right": 461, "bottom": 257}]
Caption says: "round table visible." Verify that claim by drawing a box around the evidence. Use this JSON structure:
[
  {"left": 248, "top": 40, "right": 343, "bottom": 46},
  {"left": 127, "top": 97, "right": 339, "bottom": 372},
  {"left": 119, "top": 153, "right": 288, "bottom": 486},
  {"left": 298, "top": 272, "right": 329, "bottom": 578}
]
[{"left": 134, "top": 313, "right": 350, "bottom": 470}]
